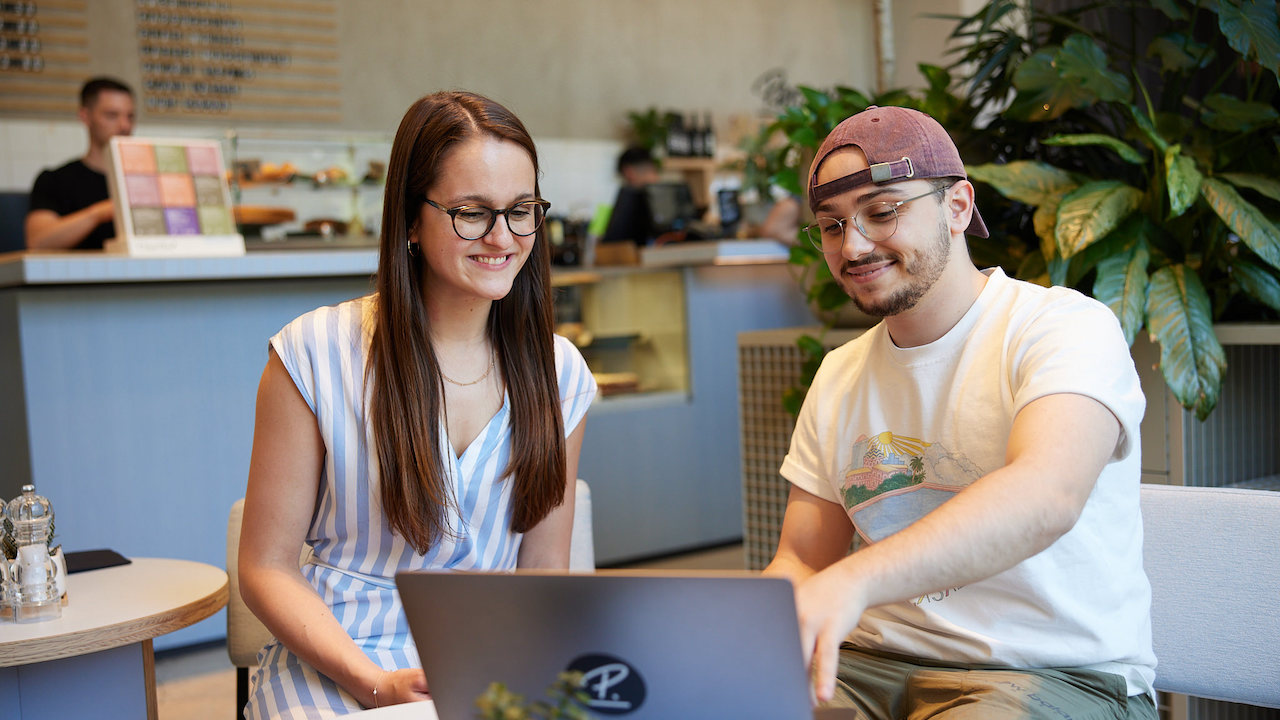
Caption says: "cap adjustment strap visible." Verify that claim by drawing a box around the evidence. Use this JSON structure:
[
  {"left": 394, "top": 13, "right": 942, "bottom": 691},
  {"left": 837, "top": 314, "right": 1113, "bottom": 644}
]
[{"left": 810, "top": 156, "right": 914, "bottom": 205}]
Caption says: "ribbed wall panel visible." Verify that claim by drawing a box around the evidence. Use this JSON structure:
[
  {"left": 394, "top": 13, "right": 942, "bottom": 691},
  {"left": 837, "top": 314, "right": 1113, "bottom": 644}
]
[
  {"left": 1183, "top": 344, "right": 1280, "bottom": 487},
  {"left": 1188, "top": 697, "right": 1280, "bottom": 720},
  {"left": 738, "top": 339, "right": 804, "bottom": 570}
]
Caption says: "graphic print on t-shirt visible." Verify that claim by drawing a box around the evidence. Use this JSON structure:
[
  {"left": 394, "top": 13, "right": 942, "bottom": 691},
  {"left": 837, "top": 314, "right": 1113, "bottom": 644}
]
[{"left": 841, "top": 431, "right": 983, "bottom": 543}]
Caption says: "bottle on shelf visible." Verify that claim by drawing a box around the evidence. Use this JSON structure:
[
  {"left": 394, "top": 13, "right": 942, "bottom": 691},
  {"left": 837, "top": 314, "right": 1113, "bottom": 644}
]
[
  {"left": 665, "top": 113, "right": 687, "bottom": 158},
  {"left": 689, "top": 113, "right": 705, "bottom": 158},
  {"left": 702, "top": 112, "right": 716, "bottom": 158}
]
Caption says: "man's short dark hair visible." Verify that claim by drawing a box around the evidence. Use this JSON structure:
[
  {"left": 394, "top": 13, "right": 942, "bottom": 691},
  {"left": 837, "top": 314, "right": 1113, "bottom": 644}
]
[
  {"left": 617, "top": 146, "right": 656, "bottom": 175},
  {"left": 80, "top": 77, "right": 133, "bottom": 108}
]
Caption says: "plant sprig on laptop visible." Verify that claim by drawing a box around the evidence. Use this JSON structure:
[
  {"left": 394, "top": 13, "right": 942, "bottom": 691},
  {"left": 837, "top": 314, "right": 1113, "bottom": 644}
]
[{"left": 475, "top": 671, "right": 593, "bottom": 720}]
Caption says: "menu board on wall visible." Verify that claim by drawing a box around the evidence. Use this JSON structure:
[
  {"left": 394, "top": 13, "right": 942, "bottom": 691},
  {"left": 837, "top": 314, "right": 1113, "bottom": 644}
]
[
  {"left": 136, "top": 0, "right": 341, "bottom": 124},
  {"left": 0, "top": 0, "right": 92, "bottom": 114},
  {"left": 105, "top": 136, "right": 245, "bottom": 256}
]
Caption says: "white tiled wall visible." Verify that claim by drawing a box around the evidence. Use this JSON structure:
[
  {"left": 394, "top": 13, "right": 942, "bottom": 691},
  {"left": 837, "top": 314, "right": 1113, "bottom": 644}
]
[{"left": 2, "top": 119, "right": 88, "bottom": 191}]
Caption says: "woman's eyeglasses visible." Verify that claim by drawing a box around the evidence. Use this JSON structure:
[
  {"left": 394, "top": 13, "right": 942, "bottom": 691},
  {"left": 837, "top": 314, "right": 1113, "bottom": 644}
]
[{"left": 425, "top": 198, "right": 551, "bottom": 241}]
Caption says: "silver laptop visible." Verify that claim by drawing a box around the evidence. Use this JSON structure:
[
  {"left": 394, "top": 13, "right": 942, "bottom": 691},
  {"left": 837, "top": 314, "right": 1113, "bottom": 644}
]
[{"left": 397, "top": 569, "right": 841, "bottom": 720}]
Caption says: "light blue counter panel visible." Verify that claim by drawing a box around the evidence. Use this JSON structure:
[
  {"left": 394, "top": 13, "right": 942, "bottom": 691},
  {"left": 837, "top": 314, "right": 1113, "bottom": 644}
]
[
  {"left": 580, "top": 264, "right": 812, "bottom": 564},
  {"left": 6, "top": 275, "right": 372, "bottom": 648}
]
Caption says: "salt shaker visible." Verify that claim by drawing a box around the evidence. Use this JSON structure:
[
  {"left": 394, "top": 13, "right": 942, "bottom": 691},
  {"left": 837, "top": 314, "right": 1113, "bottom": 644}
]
[{"left": 5, "top": 485, "right": 61, "bottom": 622}]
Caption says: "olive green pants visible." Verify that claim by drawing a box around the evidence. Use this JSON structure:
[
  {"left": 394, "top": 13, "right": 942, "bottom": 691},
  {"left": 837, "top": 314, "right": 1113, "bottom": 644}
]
[{"left": 825, "top": 646, "right": 1159, "bottom": 720}]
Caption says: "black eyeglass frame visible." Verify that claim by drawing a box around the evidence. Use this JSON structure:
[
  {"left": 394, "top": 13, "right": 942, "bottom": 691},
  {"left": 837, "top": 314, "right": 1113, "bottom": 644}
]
[
  {"left": 803, "top": 185, "right": 948, "bottom": 254},
  {"left": 424, "top": 197, "right": 552, "bottom": 240}
]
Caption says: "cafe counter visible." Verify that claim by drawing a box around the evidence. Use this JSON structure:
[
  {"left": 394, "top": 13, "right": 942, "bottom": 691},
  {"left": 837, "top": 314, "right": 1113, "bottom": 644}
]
[{"left": 0, "top": 241, "right": 812, "bottom": 648}]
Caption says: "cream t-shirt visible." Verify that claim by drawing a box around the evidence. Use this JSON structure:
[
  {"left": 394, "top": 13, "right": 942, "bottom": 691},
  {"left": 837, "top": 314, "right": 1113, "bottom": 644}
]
[{"left": 782, "top": 268, "right": 1155, "bottom": 696}]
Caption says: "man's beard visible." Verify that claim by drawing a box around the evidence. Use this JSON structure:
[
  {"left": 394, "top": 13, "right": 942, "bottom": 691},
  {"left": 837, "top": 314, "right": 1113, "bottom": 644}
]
[{"left": 842, "top": 215, "right": 951, "bottom": 318}]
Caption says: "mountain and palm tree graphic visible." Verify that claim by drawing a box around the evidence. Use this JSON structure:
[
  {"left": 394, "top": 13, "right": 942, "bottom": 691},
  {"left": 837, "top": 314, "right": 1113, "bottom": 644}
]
[{"left": 841, "top": 431, "right": 984, "bottom": 542}]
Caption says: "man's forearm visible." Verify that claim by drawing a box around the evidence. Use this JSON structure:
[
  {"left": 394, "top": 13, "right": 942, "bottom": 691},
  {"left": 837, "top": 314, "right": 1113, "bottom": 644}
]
[{"left": 26, "top": 203, "right": 113, "bottom": 250}]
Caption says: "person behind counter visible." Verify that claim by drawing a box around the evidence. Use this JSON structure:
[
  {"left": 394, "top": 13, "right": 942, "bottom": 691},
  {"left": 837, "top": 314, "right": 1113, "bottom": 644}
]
[
  {"left": 25, "top": 76, "right": 135, "bottom": 251},
  {"left": 764, "top": 105, "right": 1156, "bottom": 719},
  {"left": 616, "top": 145, "right": 660, "bottom": 188},
  {"left": 237, "top": 90, "right": 597, "bottom": 718}
]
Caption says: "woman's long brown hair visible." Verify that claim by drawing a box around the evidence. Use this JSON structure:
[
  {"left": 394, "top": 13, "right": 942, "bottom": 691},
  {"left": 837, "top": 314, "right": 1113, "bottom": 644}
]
[{"left": 368, "top": 91, "right": 566, "bottom": 554}]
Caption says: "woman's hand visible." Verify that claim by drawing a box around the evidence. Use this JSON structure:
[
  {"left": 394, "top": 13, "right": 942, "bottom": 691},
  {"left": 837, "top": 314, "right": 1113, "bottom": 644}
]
[{"left": 371, "top": 668, "right": 431, "bottom": 707}]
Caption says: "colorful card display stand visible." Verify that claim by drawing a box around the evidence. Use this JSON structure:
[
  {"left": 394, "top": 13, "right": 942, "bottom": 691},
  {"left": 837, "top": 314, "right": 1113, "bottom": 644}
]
[{"left": 105, "top": 137, "right": 245, "bottom": 257}]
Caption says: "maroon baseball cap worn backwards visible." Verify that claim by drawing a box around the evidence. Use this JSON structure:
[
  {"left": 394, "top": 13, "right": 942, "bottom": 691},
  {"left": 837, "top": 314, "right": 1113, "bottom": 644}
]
[{"left": 807, "top": 105, "right": 988, "bottom": 238}]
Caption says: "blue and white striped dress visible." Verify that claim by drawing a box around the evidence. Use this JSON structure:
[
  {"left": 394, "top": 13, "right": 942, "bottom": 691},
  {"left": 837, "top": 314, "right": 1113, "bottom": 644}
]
[{"left": 246, "top": 295, "right": 597, "bottom": 720}]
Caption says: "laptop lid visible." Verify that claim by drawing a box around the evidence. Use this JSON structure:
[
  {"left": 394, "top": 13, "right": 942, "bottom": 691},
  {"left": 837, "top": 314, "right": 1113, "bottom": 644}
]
[{"left": 397, "top": 569, "right": 814, "bottom": 720}]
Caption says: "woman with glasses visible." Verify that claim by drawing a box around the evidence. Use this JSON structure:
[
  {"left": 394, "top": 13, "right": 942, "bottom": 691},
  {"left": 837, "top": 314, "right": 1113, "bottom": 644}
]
[{"left": 238, "top": 91, "right": 596, "bottom": 719}]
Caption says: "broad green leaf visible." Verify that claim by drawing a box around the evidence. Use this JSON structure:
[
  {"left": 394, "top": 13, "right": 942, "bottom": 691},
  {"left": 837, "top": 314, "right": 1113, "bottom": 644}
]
[
  {"left": 782, "top": 387, "right": 805, "bottom": 417},
  {"left": 798, "top": 86, "right": 832, "bottom": 110},
  {"left": 1009, "top": 49, "right": 1081, "bottom": 121},
  {"left": 1047, "top": 257, "right": 1071, "bottom": 288},
  {"left": 1148, "top": 33, "right": 1211, "bottom": 73},
  {"left": 815, "top": 279, "right": 849, "bottom": 311},
  {"left": 1068, "top": 229, "right": 1132, "bottom": 288},
  {"left": 1010, "top": 36, "right": 1135, "bottom": 121},
  {"left": 965, "top": 161, "right": 1078, "bottom": 206},
  {"left": 1145, "top": 265, "right": 1226, "bottom": 420},
  {"left": 1164, "top": 145, "right": 1203, "bottom": 219},
  {"left": 1201, "top": 93, "right": 1280, "bottom": 132},
  {"left": 1220, "top": 172, "right": 1280, "bottom": 203},
  {"left": 796, "top": 333, "right": 825, "bottom": 357},
  {"left": 773, "top": 167, "right": 802, "bottom": 197},
  {"left": 789, "top": 244, "right": 819, "bottom": 266},
  {"left": 1217, "top": 0, "right": 1280, "bottom": 79},
  {"left": 1034, "top": 202, "right": 1062, "bottom": 262},
  {"left": 919, "top": 63, "right": 951, "bottom": 92},
  {"left": 1127, "top": 105, "right": 1169, "bottom": 154},
  {"left": 1042, "top": 133, "right": 1145, "bottom": 164},
  {"left": 1202, "top": 178, "right": 1280, "bottom": 271},
  {"left": 1016, "top": 251, "right": 1050, "bottom": 287},
  {"left": 1093, "top": 239, "right": 1150, "bottom": 345},
  {"left": 1151, "top": 0, "right": 1187, "bottom": 20},
  {"left": 872, "top": 90, "right": 917, "bottom": 110},
  {"left": 786, "top": 126, "right": 818, "bottom": 150},
  {"left": 1055, "top": 34, "right": 1132, "bottom": 103},
  {"left": 1055, "top": 181, "right": 1144, "bottom": 258},
  {"left": 1233, "top": 259, "right": 1280, "bottom": 312}
]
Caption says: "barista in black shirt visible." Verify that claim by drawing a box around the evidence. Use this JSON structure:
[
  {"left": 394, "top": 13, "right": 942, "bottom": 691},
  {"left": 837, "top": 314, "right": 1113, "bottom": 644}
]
[{"left": 26, "top": 77, "right": 135, "bottom": 250}]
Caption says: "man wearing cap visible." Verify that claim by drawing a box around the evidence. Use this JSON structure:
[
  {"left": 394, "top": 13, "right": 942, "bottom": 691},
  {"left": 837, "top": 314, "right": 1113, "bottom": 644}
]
[{"left": 764, "top": 106, "right": 1155, "bottom": 719}]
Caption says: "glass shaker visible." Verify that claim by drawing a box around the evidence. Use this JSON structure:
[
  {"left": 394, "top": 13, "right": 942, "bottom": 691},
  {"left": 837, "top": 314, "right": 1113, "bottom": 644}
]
[
  {"left": 5, "top": 485, "right": 61, "bottom": 622},
  {"left": 0, "top": 494, "right": 8, "bottom": 619}
]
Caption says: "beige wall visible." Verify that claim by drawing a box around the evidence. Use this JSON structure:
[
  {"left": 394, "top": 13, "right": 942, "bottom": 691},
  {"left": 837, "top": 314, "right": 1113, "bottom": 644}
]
[
  {"left": 339, "top": 0, "right": 878, "bottom": 138},
  {"left": 6, "top": 1, "right": 979, "bottom": 138},
  {"left": 889, "top": 0, "right": 991, "bottom": 91},
  {"left": 8, "top": 0, "right": 973, "bottom": 138}
]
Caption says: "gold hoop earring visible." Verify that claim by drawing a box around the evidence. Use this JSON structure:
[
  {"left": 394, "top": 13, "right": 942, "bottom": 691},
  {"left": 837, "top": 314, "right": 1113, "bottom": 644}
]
[{"left": 407, "top": 240, "right": 419, "bottom": 257}]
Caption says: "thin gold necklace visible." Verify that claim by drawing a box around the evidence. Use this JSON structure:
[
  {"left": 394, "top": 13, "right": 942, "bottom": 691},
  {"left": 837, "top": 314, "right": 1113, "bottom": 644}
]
[{"left": 440, "top": 352, "right": 494, "bottom": 387}]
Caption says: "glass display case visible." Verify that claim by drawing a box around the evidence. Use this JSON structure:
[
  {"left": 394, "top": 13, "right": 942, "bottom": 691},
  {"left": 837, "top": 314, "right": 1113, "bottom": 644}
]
[
  {"left": 553, "top": 268, "right": 689, "bottom": 399},
  {"left": 223, "top": 129, "right": 391, "bottom": 243}
]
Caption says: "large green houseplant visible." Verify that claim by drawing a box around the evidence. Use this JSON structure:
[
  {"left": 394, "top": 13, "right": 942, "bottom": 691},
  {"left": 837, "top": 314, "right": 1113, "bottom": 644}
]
[
  {"left": 955, "top": 0, "right": 1280, "bottom": 420},
  {"left": 754, "top": 0, "right": 1280, "bottom": 420}
]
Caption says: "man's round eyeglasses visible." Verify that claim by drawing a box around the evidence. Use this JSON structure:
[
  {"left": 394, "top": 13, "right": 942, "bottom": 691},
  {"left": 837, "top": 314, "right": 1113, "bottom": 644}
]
[
  {"left": 425, "top": 198, "right": 551, "bottom": 241},
  {"left": 803, "top": 186, "right": 947, "bottom": 254}
]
